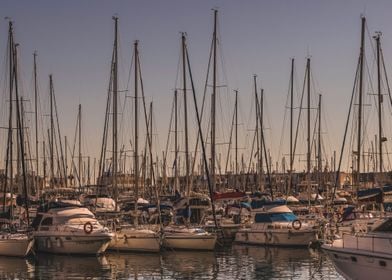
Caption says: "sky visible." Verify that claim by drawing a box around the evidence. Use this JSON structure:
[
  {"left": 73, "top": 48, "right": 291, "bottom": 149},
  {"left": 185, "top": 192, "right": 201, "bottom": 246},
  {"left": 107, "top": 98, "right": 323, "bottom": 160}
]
[{"left": 1, "top": 0, "right": 392, "bottom": 175}]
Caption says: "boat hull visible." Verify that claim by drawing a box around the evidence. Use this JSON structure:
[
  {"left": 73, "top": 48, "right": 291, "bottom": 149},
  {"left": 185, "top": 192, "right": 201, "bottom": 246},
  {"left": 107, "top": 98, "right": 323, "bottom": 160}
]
[
  {"left": 235, "top": 229, "right": 316, "bottom": 246},
  {"left": 0, "top": 234, "right": 34, "bottom": 257},
  {"left": 109, "top": 230, "right": 160, "bottom": 253},
  {"left": 34, "top": 234, "right": 112, "bottom": 255},
  {"left": 322, "top": 244, "right": 392, "bottom": 280}
]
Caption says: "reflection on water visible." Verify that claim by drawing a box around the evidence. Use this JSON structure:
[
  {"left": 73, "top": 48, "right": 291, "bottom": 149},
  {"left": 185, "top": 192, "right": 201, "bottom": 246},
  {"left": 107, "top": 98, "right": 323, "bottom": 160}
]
[
  {"left": 33, "top": 253, "right": 111, "bottom": 279},
  {"left": 106, "top": 252, "right": 162, "bottom": 279},
  {"left": 0, "top": 246, "right": 344, "bottom": 279}
]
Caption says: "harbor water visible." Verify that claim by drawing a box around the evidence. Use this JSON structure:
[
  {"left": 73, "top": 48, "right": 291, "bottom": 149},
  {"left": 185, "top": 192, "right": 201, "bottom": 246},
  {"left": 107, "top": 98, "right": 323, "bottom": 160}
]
[{"left": 0, "top": 245, "right": 343, "bottom": 279}]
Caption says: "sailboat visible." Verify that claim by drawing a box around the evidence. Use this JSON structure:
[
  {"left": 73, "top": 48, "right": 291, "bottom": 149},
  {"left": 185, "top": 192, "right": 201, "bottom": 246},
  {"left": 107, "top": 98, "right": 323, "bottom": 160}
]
[
  {"left": 162, "top": 25, "right": 217, "bottom": 250},
  {"left": 106, "top": 17, "right": 160, "bottom": 253},
  {"left": 0, "top": 21, "right": 34, "bottom": 257}
]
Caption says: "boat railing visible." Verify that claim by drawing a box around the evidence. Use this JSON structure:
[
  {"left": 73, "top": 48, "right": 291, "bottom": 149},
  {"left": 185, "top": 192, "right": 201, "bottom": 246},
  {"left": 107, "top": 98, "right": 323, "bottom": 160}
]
[{"left": 341, "top": 232, "right": 392, "bottom": 254}]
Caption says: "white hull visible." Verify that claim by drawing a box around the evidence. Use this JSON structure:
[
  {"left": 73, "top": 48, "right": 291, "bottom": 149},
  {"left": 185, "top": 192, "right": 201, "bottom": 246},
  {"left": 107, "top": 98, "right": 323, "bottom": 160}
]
[
  {"left": 322, "top": 244, "right": 392, "bottom": 280},
  {"left": 235, "top": 229, "right": 316, "bottom": 246},
  {"left": 109, "top": 229, "right": 160, "bottom": 253},
  {"left": 0, "top": 234, "right": 34, "bottom": 257},
  {"left": 163, "top": 234, "right": 217, "bottom": 250},
  {"left": 34, "top": 234, "right": 112, "bottom": 255}
]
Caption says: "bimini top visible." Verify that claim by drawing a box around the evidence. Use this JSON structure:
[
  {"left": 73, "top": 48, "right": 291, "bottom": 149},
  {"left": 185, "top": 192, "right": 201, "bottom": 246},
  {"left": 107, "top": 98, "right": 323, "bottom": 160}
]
[{"left": 251, "top": 205, "right": 298, "bottom": 223}]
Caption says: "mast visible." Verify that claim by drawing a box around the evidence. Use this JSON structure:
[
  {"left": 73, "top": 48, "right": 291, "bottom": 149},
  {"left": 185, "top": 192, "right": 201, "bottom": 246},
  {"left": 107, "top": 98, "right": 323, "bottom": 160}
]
[
  {"left": 318, "top": 94, "right": 322, "bottom": 188},
  {"left": 13, "top": 42, "right": 30, "bottom": 221},
  {"left": 49, "top": 74, "right": 54, "bottom": 186},
  {"left": 149, "top": 102, "right": 153, "bottom": 192},
  {"left": 174, "top": 89, "right": 178, "bottom": 193},
  {"left": 356, "top": 16, "right": 366, "bottom": 188},
  {"left": 4, "top": 21, "right": 14, "bottom": 212},
  {"left": 33, "top": 51, "right": 39, "bottom": 196},
  {"left": 374, "top": 32, "right": 383, "bottom": 173},
  {"left": 112, "top": 16, "right": 119, "bottom": 211},
  {"left": 306, "top": 58, "right": 311, "bottom": 177},
  {"left": 253, "top": 75, "right": 260, "bottom": 191},
  {"left": 134, "top": 40, "right": 139, "bottom": 212},
  {"left": 260, "top": 88, "right": 264, "bottom": 191},
  {"left": 182, "top": 33, "right": 190, "bottom": 197},
  {"left": 211, "top": 9, "right": 217, "bottom": 192},
  {"left": 235, "top": 90, "right": 238, "bottom": 183},
  {"left": 78, "top": 104, "right": 82, "bottom": 185},
  {"left": 289, "top": 58, "right": 294, "bottom": 195}
]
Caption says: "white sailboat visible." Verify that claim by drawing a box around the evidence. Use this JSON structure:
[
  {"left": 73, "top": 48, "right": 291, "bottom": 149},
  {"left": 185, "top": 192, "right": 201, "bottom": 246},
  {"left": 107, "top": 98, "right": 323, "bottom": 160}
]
[
  {"left": 163, "top": 225, "right": 217, "bottom": 250},
  {"left": 0, "top": 21, "right": 35, "bottom": 258},
  {"left": 0, "top": 224, "right": 34, "bottom": 257},
  {"left": 105, "top": 18, "right": 161, "bottom": 253},
  {"left": 109, "top": 225, "right": 160, "bottom": 253}
]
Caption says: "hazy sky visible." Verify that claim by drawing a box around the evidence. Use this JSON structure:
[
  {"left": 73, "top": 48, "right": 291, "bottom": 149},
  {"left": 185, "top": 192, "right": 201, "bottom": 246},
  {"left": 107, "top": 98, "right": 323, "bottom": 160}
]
[{"left": 1, "top": 0, "right": 392, "bottom": 173}]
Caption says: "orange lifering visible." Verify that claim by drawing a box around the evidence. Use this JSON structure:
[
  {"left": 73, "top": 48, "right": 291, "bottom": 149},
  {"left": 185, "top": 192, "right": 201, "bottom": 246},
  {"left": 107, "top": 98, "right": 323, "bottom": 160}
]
[
  {"left": 292, "top": 219, "right": 302, "bottom": 230},
  {"left": 84, "top": 222, "right": 93, "bottom": 234}
]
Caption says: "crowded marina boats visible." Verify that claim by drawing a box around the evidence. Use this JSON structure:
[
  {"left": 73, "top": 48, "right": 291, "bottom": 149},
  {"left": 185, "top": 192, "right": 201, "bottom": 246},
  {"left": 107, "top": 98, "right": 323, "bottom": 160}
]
[{"left": 1, "top": 2, "right": 392, "bottom": 279}]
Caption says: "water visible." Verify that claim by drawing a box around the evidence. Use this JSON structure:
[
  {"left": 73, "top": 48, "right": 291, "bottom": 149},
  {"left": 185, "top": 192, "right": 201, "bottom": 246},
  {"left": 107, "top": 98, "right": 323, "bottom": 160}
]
[{"left": 0, "top": 245, "right": 344, "bottom": 279}]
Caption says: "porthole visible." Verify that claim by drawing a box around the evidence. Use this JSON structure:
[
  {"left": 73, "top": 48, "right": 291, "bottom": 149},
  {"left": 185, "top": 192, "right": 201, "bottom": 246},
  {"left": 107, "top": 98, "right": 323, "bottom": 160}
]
[
  {"left": 351, "top": 256, "right": 357, "bottom": 262},
  {"left": 379, "top": 260, "right": 386, "bottom": 267}
]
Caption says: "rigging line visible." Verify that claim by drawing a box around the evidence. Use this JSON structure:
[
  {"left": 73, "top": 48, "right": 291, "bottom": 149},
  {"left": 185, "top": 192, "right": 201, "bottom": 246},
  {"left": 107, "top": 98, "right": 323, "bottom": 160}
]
[
  {"left": 244, "top": 118, "right": 257, "bottom": 191},
  {"left": 52, "top": 79, "right": 67, "bottom": 185},
  {"left": 380, "top": 47, "right": 392, "bottom": 109},
  {"left": 190, "top": 29, "right": 213, "bottom": 179},
  {"left": 137, "top": 44, "right": 157, "bottom": 192},
  {"left": 70, "top": 107, "right": 79, "bottom": 178},
  {"left": 163, "top": 91, "right": 175, "bottom": 185},
  {"left": 98, "top": 48, "right": 114, "bottom": 180},
  {"left": 332, "top": 57, "right": 360, "bottom": 204},
  {"left": 186, "top": 36, "right": 219, "bottom": 229},
  {"left": 224, "top": 92, "right": 236, "bottom": 174},
  {"left": 277, "top": 61, "right": 293, "bottom": 162},
  {"left": 292, "top": 60, "right": 308, "bottom": 170}
]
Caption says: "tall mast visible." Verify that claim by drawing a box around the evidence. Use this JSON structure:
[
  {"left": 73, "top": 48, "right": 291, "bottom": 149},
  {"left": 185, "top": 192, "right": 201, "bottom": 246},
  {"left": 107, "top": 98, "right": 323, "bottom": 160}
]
[
  {"left": 356, "top": 16, "right": 366, "bottom": 187},
  {"left": 182, "top": 33, "right": 190, "bottom": 197},
  {"left": 14, "top": 43, "right": 30, "bottom": 221},
  {"left": 134, "top": 40, "right": 139, "bottom": 211},
  {"left": 33, "top": 51, "right": 39, "bottom": 196},
  {"left": 234, "top": 90, "right": 238, "bottom": 181},
  {"left": 289, "top": 58, "right": 294, "bottom": 194},
  {"left": 49, "top": 74, "right": 54, "bottom": 185},
  {"left": 259, "top": 88, "right": 264, "bottom": 191},
  {"left": 4, "top": 21, "right": 14, "bottom": 212},
  {"left": 374, "top": 32, "right": 383, "bottom": 173},
  {"left": 306, "top": 58, "right": 311, "bottom": 205},
  {"left": 112, "top": 16, "right": 118, "bottom": 211},
  {"left": 306, "top": 58, "right": 311, "bottom": 177},
  {"left": 318, "top": 94, "right": 322, "bottom": 187},
  {"left": 78, "top": 104, "right": 82, "bottom": 185},
  {"left": 174, "top": 89, "right": 178, "bottom": 193},
  {"left": 211, "top": 9, "right": 217, "bottom": 192},
  {"left": 149, "top": 102, "right": 153, "bottom": 191},
  {"left": 253, "top": 75, "right": 260, "bottom": 191}
]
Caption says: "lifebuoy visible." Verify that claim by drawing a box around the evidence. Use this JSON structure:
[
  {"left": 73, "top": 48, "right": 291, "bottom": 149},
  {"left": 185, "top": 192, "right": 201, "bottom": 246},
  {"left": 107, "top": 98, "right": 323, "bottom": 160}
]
[
  {"left": 292, "top": 219, "right": 302, "bottom": 230},
  {"left": 84, "top": 222, "right": 93, "bottom": 234}
]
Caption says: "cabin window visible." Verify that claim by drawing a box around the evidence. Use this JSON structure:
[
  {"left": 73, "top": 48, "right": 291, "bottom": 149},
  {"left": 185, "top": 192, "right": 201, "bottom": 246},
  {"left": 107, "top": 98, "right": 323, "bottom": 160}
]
[
  {"left": 31, "top": 214, "right": 43, "bottom": 230},
  {"left": 41, "top": 217, "right": 53, "bottom": 226},
  {"left": 373, "top": 219, "right": 392, "bottom": 233},
  {"left": 334, "top": 254, "right": 339, "bottom": 259},
  {"left": 379, "top": 260, "right": 386, "bottom": 267},
  {"left": 351, "top": 256, "right": 357, "bottom": 262}
]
